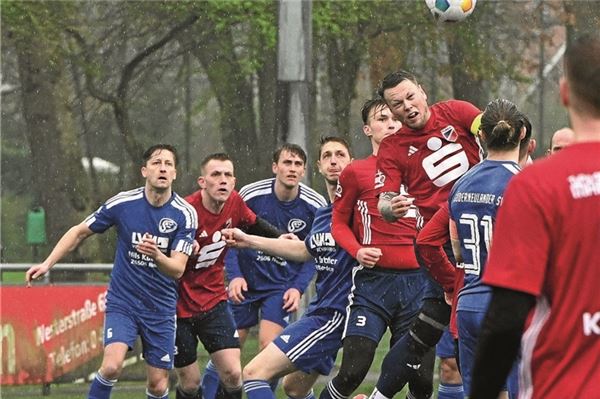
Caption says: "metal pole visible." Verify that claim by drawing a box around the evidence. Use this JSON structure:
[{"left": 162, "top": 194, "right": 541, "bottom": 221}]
[{"left": 538, "top": 1, "right": 545, "bottom": 143}]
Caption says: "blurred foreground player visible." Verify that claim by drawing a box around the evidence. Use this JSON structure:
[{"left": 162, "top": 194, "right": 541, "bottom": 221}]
[{"left": 470, "top": 33, "right": 600, "bottom": 398}]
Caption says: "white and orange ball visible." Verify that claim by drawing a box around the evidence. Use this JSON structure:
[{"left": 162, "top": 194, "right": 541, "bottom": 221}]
[{"left": 425, "top": 0, "right": 477, "bottom": 22}]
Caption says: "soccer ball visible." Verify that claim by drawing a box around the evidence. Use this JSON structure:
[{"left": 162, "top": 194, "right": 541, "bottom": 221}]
[{"left": 425, "top": 0, "right": 477, "bottom": 22}]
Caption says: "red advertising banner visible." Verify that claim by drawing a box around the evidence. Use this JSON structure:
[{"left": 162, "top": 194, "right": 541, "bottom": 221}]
[{"left": 0, "top": 285, "right": 108, "bottom": 385}]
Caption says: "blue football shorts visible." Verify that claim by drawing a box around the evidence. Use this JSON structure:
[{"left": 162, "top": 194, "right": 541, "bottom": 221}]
[
  {"left": 457, "top": 309, "right": 518, "bottom": 396},
  {"left": 104, "top": 305, "right": 176, "bottom": 370},
  {"left": 343, "top": 267, "right": 425, "bottom": 345},
  {"left": 273, "top": 309, "right": 345, "bottom": 375},
  {"left": 230, "top": 290, "right": 291, "bottom": 330}
]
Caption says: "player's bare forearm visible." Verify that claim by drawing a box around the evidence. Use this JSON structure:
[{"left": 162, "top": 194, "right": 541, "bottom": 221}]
[
  {"left": 26, "top": 223, "right": 94, "bottom": 284},
  {"left": 154, "top": 250, "right": 188, "bottom": 279},
  {"left": 223, "top": 228, "right": 310, "bottom": 263},
  {"left": 136, "top": 234, "right": 188, "bottom": 279},
  {"left": 378, "top": 191, "right": 400, "bottom": 222}
]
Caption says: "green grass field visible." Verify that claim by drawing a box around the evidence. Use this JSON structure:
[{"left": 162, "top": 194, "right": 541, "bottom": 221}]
[{"left": 0, "top": 329, "right": 420, "bottom": 399}]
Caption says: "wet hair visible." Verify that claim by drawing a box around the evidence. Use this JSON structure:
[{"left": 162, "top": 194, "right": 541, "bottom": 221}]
[
  {"left": 318, "top": 136, "right": 352, "bottom": 159},
  {"left": 480, "top": 99, "right": 524, "bottom": 151},
  {"left": 361, "top": 98, "right": 389, "bottom": 125},
  {"left": 518, "top": 113, "right": 533, "bottom": 161},
  {"left": 272, "top": 143, "right": 307, "bottom": 165},
  {"left": 200, "top": 153, "right": 233, "bottom": 174},
  {"left": 564, "top": 33, "right": 600, "bottom": 117},
  {"left": 377, "top": 70, "right": 419, "bottom": 98},
  {"left": 142, "top": 144, "right": 178, "bottom": 166}
]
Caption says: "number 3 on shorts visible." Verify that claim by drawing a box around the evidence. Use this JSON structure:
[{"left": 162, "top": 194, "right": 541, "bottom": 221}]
[{"left": 356, "top": 316, "right": 367, "bottom": 327}]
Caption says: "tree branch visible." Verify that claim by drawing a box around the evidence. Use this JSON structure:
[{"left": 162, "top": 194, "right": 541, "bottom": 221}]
[{"left": 65, "top": 28, "right": 116, "bottom": 104}]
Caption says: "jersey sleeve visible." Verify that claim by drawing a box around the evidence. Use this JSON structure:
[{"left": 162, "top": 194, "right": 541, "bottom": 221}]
[
  {"left": 171, "top": 208, "right": 197, "bottom": 256},
  {"left": 224, "top": 248, "right": 243, "bottom": 280},
  {"left": 375, "top": 135, "right": 403, "bottom": 194},
  {"left": 415, "top": 203, "right": 455, "bottom": 292},
  {"left": 332, "top": 165, "right": 362, "bottom": 258},
  {"left": 289, "top": 258, "right": 316, "bottom": 294},
  {"left": 452, "top": 100, "right": 482, "bottom": 135},
  {"left": 234, "top": 191, "right": 258, "bottom": 227},
  {"left": 84, "top": 204, "right": 115, "bottom": 234},
  {"left": 483, "top": 172, "right": 550, "bottom": 296}
]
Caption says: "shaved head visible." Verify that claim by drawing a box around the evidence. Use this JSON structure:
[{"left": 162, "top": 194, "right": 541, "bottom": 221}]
[{"left": 547, "top": 127, "right": 575, "bottom": 155}]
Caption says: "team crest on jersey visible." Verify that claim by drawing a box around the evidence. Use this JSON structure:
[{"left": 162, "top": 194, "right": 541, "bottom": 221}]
[
  {"left": 335, "top": 183, "right": 343, "bottom": 198},
  {"left": 288, "top": 218, "right": 307, "bottom": 233},
  {"left": 158, "top": 218, "right": 178, "bottom": 233},
  {"left": 441, "top": 125, "right": 458, "bottom": 142},
  {"left": 374, "top": 169, "right": 385, "bottom": 189}
]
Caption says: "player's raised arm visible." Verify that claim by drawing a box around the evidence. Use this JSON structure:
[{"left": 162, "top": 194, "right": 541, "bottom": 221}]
[
  {"left": 25, "top": 222, "right": 95, "bottom": 285},
  {"left": 222, "top": 228, "right": 310, "bottom": 263}
]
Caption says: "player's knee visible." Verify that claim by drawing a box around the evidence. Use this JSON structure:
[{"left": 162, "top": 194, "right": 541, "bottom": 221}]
[
  {"left": 176, "top": 365, "right": 201, "bottom": 390},
  {"left": 179, "top": 375, "right": 201, "bottom": 393},
  {"left": 409, "top": 299, "right": 451, "bottom": 353},
  {"left": 421, "top": 298, "right": 451, "bottom": 327},
  {"left": 438, "top": 357, "right": 461, "bottom": 384},
  {"left": 220, "top": 365, "right": 242, "bottom": 388},
  {"left": 242, "top": 362, "right": 266, "bottom": 382},
  {"left": 99, "top": 362, "right": 123, "bottom": 380},
  {"left": 282, "top": 381, "right": 310, "bottom": 399},
  {"left": 147, "top": 377, "right": 169, "bottom": 397}
]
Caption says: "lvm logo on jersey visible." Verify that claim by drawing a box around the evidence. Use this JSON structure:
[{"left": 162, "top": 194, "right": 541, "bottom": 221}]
[{"left": 131, "top": 232, "right": 170, "bottom": 252}]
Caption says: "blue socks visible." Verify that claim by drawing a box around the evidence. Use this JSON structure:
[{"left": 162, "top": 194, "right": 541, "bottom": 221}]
[
  {"left": 88, "top": 372, "right": 116, "bottom": 399},
  {"left": 437, "top": 382, "right": 464, "bottom": 399},
  {"left": 202, "top": 360, "right": 220, "bottom": 399},
  {"left": 244, "top": 379, "right": 275, "bottom": 399}
]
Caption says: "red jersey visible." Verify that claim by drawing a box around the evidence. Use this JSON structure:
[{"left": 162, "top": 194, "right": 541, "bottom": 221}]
[
  {"left": 483, "top": 142, "right": 600, "bottom": 398},
  {"left": 376, "top": 100, "right": 482, "bottom": 222},
  {"left": 178, "top": 190, "right": 257, "bottom": 317},
  {"left": 333, "top": 155, "right": 418, "bottom": 270}
]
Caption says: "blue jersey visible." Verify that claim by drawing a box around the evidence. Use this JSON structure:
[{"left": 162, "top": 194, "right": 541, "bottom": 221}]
[
  {"left": 304, "top": 205, "right": 357, "bottom": 314},
  {"left": 226, "top": 178, "right": 327, "bottom": 293},
  {"left": 448, "top": 160, "right": 520, "bottom": 312},
  {"left": 85, "top": 187, "right": 197, "bottom": 315}
]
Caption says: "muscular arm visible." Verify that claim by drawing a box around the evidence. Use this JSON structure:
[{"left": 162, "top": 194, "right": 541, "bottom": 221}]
[
  {"left": 26, "top": 222, "right": 95, "bottom": 284},
  {"left": 136, "top": 234, "right": 190, "bottom": 279},
  {"left": 470, "top": 287, "right": 535, "bottom": 399},
  {"left": 223, "top": 228, "right": 311, "bottom": 263},
  {"left": 378, "top": 191, "right": 414, "bottom": 223}
]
